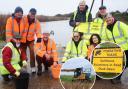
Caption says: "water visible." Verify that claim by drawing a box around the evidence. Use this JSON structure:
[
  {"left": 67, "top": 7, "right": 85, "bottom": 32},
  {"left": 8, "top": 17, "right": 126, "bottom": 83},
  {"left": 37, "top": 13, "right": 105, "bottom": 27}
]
[
  {"left": 61, "top": 58, "right": 96, "bottom": 76},
  {"left": 41, "top": 20, "right": 72, "bottom": 47}
]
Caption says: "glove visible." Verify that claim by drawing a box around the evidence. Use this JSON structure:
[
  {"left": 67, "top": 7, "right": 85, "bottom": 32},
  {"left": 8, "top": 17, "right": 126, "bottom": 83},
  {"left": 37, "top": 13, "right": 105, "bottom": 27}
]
[
  {"left": 53, "top": 61, "right": 58, "bottom": 67},
  {"left": 22, "top": 60, "right": 27, "bottom": 67},
  {"left": 14, "top": 71, "right": 20, "bottom": 77}
]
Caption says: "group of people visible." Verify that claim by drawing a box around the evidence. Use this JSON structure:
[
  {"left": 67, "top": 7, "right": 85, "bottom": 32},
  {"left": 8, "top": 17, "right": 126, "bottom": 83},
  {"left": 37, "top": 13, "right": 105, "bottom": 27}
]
[
  {"left": 0, "top": 6, "right": 59, "bottom": 83},
  {"left": 62, "top": 0, "right": 128, "bottom": 84},
  {"left": 0, "top": 0, "right": 128, "bottom": 85},
  {"left": 62, "top": 0, "right": 106, "bottom": 62}
]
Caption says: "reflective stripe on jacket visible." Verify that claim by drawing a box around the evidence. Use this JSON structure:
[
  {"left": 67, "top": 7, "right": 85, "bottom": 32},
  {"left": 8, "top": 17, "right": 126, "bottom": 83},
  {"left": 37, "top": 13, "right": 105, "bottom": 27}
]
[
  {"left": 74, "top": 22, "right": 106, "bottom": 45},
  {"left": 73, "top": 11, "right": 90, "bottom": 22},
  {"left": 102, "top": 21, "right": 128, "bottom": 50},
  {"left": 62, "top": 40, "right": 87, "bottom": 62},
  {"left": 6, "top": 17, "right": 27, "bottom": 43},
  {"left": 24, "top": 16, "right": 42, "bottom": 41},
  {"left": 35, "top": 38, "right": 58, "bottom": 61}
]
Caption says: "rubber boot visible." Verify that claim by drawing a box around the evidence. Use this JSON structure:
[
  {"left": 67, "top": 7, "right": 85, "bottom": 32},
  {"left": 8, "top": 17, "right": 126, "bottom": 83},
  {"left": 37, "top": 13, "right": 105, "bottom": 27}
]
[{"left": 37, "top": 65, "right": 42, "bottom": 76}]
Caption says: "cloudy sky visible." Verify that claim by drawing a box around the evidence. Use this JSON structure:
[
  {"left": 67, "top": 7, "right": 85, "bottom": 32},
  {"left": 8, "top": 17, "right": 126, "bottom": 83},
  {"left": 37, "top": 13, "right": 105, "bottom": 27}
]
[{"left": 0, "top": 0, "right": 127, "bottom": 17}]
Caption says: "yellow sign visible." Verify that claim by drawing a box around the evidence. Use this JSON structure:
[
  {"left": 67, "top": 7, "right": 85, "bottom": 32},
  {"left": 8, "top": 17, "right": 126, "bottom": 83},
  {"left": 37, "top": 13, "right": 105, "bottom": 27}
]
[
  {"left": 91, "top": 22, "right": 103, "bottom": 31},
  {"left": 93, "top": 48, "right": 123, "bottom": 58},
  {"left": 93, "top": 58, "right": 123, "bottom": 73},
  {"left": 74, "top": 22, "right": 89, "bottom": 33},
  {"left": 74, "top": 22, "right": 105, "bottom": 33},
  {"left": 93, "top": 48, "right": 123, "bottom": 73}
]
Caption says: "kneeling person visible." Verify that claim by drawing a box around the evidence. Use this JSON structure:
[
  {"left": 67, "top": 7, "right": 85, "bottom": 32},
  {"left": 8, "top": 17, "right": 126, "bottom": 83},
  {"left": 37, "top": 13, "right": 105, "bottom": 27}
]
[
  {"left": 62, "top": 32, "right": 87, "bottom": 62},
  {"left": 35, "top": 30, "right": 58, "bottom": 75},
  {"left": 0, "top": 36, "right": 27, "bottom": 81}
]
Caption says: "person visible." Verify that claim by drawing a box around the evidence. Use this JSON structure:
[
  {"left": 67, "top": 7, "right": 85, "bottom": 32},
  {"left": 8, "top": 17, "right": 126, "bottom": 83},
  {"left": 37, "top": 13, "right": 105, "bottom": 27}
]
[
  {"left": 62, "top": 32, "right": 87, "bottom": 62},
  {"left": 87, "top": 34, "right": 101, "bottom": 80},
  {"left": 69, "top": 0, "right": 92, "bottom": 28},
  {"left": 87, "top": 34, "right": 101, "bottom": 60},
  {"left": 94, "top": 6, "right": 107, "bottom": 23},
  {"left": 102, "top": 14, "right": 128, "bottom": 84},
  {"left": 0, "top": 36, "right": 27, "bottom": 82},
  {"left": 35, "top": 30, "right": 58, "bottom": 76},
  {"left": 21, "top": 8, "right": 42, "bottom": 74},
  {"left": 6, "top": 6, "right": 26, "bottom": 43}
]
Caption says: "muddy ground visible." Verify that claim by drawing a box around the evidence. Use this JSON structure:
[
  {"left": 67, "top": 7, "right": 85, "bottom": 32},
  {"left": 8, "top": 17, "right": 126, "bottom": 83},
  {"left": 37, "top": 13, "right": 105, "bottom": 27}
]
[
  {"left": 0, "top": 69, "right": 128, "bottom": 89},
  {"left": 0, "top": 45, "right": 128, "bottom": 89}
]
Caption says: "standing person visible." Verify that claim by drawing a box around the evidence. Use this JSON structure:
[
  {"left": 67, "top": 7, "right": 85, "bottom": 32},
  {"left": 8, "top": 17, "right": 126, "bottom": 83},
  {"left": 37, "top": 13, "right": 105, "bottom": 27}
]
[
  {"left": 94, "top": 6, "right": 107, "bottom": 23},
  {"left": 6, "top": 6, "right": 26, "bottom": 43},
  {"left": 62, "top": 32, "right": 87, "bottom": 62},
  {"left": 69, "top": 0, "right": 92, "bottom": 28},
  {"left": 102, "top": 14, "right": 128, "bottom": 83},
  {"left": 35, "top": 30, "right": 58, "bottom": 76},
  {"left": 87, "top": 34, "right": 101, "bottom": 60},
  {"left": 0, "top": 36, "right": 27, "bottom": 82},
  {"left": 21, "top": 8, "right": 42, "bottom": 74}
]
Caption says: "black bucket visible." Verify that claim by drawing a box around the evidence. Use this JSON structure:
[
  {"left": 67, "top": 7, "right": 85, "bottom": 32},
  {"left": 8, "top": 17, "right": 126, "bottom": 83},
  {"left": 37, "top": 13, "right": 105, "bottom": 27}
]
[{"left": 15, "top": 72, "right": 29, "bottom": 89}]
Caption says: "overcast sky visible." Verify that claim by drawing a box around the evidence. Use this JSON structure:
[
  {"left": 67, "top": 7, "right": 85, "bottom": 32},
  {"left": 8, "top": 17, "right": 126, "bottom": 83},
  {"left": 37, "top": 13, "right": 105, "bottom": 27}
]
[{"left": 0, "top": 0, "right": 127, "bottom": 17}]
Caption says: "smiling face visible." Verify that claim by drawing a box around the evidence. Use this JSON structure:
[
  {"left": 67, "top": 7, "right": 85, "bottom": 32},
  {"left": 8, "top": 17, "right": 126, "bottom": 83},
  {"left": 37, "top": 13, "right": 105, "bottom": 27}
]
[
  {"left": 12, "top": 38, "right": 21, "bottom": 47},
  {"left": 43, "top": 33, "right": 50, "bottom": 41},
  {"left": 106, "top": 16, "right": 114, "bottom": 25},
  {"left": 79, "top": 1, "right": 86, "bottom": 11},
  {"left": 28, "top": 12, "right": 36, "bottom": 20},
  {"left": 14, "top": 12, "right": 23, "bottom": 19},
  {"left": 92, "top": 35, "right": 99, "bottom": 44},
  {"left": 73, "top": 32, "right": 80, "bottom": 42},
  {"left": 99, "top": 8, "right": 107, "bottom": 16}
]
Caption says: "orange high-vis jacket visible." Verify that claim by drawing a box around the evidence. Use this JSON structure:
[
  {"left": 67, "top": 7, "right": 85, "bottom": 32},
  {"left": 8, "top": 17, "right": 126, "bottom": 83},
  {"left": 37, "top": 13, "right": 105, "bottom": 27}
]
[
  {"left": 35, "top": 38, "right": 58, "bottom": 62},
  {"left": 6, "top": 17, "right": 27, "bottom": 43},
  {"left": 87, "top": 45, "right": 95, "bottom": 60},
  {"left": 24, "top": 16, "right": 42, "bottom": 41}
]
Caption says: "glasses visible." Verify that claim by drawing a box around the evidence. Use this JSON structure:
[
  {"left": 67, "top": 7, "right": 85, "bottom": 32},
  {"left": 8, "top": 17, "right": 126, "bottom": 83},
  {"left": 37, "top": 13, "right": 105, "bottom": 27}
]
[{"left": 74, "top": 36, "right": 79, "bottom": 38}]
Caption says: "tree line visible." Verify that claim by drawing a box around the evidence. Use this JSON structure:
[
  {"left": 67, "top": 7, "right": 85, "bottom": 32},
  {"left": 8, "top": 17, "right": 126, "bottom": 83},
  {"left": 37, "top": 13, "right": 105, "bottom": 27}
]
[{"left": 0, "top": 10, "right": 128, "bottom": 41}]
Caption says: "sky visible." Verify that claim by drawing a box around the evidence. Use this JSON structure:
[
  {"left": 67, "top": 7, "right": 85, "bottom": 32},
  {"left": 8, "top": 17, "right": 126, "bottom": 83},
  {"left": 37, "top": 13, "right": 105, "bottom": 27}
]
[{"left": 0, "top": 0, "right": 127, "bottom": 17}]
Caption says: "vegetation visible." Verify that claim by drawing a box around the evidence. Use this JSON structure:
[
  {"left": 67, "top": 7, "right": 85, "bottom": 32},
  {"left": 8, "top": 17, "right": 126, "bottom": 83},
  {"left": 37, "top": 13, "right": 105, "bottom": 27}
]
[
  {"left": 60, "top": 75, "right": 73, "bottom": 82},
  {"left": 111, "top": 10, "right": 128, "bottom": 24},
  {"left": 0, "top": 10, "right": 128, "bottom": 41},
  {"left": 97, "top": 72, "right": 120, "bottom": 78},
  {"left": 36, "top": 14, "right": 70, "bottom": 22},
  {"left": 0, "top": 14, "right": 10, "bottom": 41}
]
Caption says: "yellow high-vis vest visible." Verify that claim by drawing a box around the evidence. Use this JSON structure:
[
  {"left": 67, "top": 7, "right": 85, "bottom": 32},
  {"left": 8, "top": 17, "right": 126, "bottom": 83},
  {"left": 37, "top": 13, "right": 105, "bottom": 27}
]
[
  {"left": 62, "top": 40, "right": 87, "bottom": 62},
  {"left": 73, "top": 11, "right": 90, "bottom": 22},
  {"left": 0, "top": 42, "right": 21, "bottom": 75},
  {"left": 101, "top": 21, "right": 128, "bottom": 50},
  {"left": 74, "top": 22, "right": 106, "bottom": 45}
]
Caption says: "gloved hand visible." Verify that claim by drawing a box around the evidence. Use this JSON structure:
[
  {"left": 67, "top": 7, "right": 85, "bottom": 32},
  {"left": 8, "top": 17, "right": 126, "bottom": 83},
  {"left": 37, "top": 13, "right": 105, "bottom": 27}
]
[
  {"left": 22, "top": 60, "right": 27, "bottom": 67},
  {"left": 45, "top": 54, "right": 51, "bottom": 60},
  {"left": 53, "top": 61, "right": 58, "bottom": 67},
  {"left": 14, "top": 71, "right": 20, "bottom": 77}
]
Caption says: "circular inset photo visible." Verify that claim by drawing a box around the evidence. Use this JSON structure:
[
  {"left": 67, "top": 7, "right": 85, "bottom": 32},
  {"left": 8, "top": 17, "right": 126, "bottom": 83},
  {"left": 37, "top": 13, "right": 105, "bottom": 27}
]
[
  {"left": 91, "top": 42, "right": 126, "bottom": 79},
  {"left": 60, "top": 57, "right": 96, "bottom": 89}
]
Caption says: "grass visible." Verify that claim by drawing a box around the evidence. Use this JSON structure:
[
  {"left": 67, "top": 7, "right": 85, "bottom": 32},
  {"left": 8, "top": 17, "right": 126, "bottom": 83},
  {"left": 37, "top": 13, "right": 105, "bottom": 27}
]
[
  {"left": 0, "top": 14, "right": 10, "bottom": 41},
  {"left": 60, "top": 74, "right": 96, "bottom": 83},
  {"left": 60, "top": 75, "right": 74, "bottom": 82},
  {"left": 97, "top": 72, "right": 120, "bottom": 78}
]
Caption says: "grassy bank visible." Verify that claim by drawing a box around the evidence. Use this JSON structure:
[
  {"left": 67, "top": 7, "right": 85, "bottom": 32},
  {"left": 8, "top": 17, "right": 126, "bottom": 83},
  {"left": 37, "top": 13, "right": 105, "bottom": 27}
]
[
  {"left": 61, "top": 75, "right": 73, "bottom": 82},
  {"left": 0, "top": 10, "right": 128, "bottom": 41},
  {"left": 0, "top": 14, "right": 10, "bottom": 41}
]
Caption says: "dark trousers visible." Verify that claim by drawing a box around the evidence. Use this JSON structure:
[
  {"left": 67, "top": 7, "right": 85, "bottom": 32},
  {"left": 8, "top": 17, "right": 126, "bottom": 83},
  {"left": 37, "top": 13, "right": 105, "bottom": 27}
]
[
  {"left": 36, "top": 55, "right": 53, "bottom": 71},
  {"left": 115, "top": 50, "right": 128, "bottom": 80},
  {"left": 20, "top": 41, "right": 35, "bottom": 67}
]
